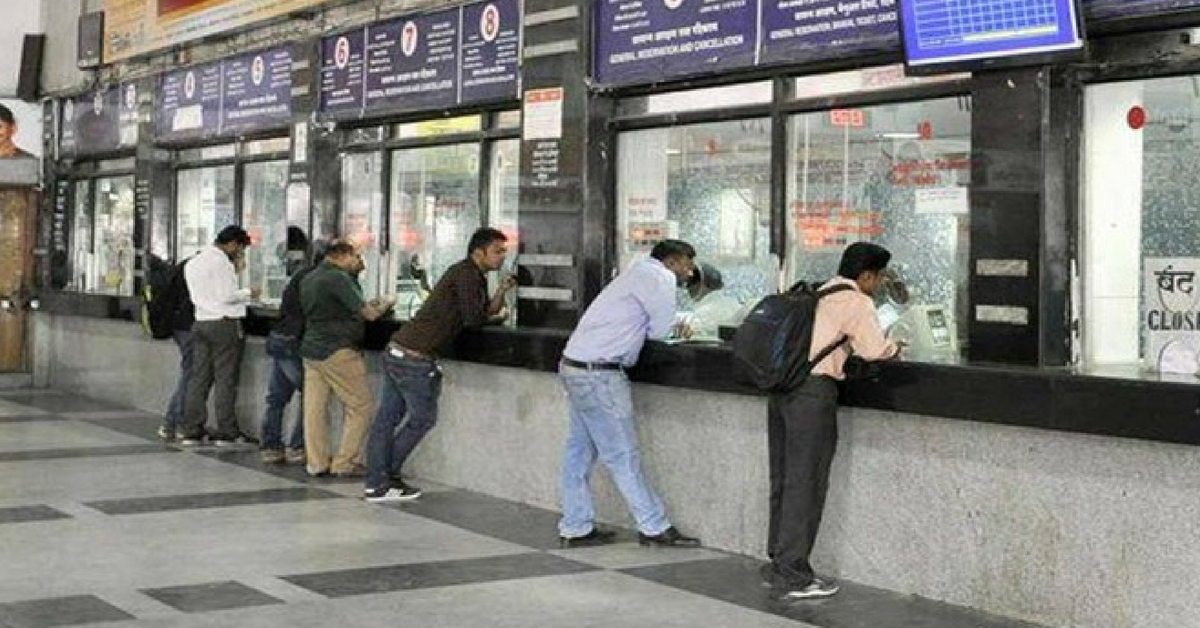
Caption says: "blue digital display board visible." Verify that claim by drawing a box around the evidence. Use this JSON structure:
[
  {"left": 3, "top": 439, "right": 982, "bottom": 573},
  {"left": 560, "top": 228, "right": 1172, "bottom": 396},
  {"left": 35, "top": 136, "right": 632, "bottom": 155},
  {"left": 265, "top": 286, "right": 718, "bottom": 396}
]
[{"left": 900, "top": 0, "right": 1083, "bottom": 71}]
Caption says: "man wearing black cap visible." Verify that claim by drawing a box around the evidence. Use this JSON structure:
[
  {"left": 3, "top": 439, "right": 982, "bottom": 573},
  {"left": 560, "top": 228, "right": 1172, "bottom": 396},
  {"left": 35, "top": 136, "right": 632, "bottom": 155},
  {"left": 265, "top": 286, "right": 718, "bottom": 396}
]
[
  {"left": 178, "top": 226, "right": 260, "bottom": 446},
  {"left": 0, "top": 104, "right": 33, "bottom": 159}
]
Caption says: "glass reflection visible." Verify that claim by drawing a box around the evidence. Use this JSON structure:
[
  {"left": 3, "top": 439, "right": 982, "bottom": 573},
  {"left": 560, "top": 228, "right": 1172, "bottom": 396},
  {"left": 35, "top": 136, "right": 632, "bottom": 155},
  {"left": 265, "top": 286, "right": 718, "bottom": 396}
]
[
  {"left": 176, "top": 165, "right": 236, "bottom": 259},
  {"left": 242, "top": 160, "right": 290, "bottom": 304}
]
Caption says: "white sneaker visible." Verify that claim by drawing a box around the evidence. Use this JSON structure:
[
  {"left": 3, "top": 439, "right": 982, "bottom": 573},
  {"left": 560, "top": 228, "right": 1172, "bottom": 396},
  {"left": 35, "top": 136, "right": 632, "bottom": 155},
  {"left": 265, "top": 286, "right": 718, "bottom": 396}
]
[
  {"left": 364, "top": 484, "right": 421, "bottom": 503},
  {"left": 783, "top": 578, "right": 840, "bottom": 600}
]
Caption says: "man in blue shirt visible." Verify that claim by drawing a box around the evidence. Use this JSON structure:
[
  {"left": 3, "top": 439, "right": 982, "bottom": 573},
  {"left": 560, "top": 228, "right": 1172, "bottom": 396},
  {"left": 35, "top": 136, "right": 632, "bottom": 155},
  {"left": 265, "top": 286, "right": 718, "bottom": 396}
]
[{"left": 557, "top": 239, "right": 702, "bottom": 548}]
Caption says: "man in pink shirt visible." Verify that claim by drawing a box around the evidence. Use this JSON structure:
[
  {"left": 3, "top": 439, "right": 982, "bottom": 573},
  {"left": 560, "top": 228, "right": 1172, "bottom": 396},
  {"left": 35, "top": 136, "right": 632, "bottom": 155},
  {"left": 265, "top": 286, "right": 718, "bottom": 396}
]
[{"left": 762, "top": 242, "right": 900, "bottom": 600}]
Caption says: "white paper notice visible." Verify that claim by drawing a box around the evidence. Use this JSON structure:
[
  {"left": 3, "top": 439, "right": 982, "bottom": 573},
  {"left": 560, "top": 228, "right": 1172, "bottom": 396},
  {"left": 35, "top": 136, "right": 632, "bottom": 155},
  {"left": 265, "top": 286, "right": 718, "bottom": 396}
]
[
  {"left": 1143, "top": 257, "right": 1200, "bottom": 375},
  {"left": 523, "top": 87, "right": 563, "bottom": 141},
  {"left": 915, "top": 187, "right": 969, "bottom": 215}
]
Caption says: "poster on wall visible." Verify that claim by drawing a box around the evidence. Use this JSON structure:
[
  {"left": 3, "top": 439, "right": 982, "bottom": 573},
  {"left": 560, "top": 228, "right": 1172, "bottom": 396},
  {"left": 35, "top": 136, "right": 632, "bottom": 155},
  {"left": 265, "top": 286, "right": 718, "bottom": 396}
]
[
  {"left": 66, "top": 85, "right": 138, "bottom": 156},
  {"left": 103, "top": 0, "right": 337, "bottom": 62},
  {"left": 592, "top": 0, "right": 757, "bottom": 88},
  {"left": 320, "top": 0, "right": 523, "bottom": 119},
  {"left": 158, "top": 63, "right": 222, "bottom": 140},
  {"left": 156, "top": 45, "right": 293, "bottom": 141},
  {"left": 460, "top": 0, "right": 522, "bottom": 104},
  {"left": 1143, "top": 258, "right": 1200, "bottom": 375},
  {"left": 221, "top": 47, "right": 293, "bottom": 135},
  {"left": 0, "top": 99, "right": 42, "bottom": 160},
  {"left": 320, "top": 29, "right": 368, "bottom": 117},
  {"left": 364, "top": 8, "right": 461, "bottom": 113},
  {"left": 758, "top": 0, "right": 898, "bottom": 66}
]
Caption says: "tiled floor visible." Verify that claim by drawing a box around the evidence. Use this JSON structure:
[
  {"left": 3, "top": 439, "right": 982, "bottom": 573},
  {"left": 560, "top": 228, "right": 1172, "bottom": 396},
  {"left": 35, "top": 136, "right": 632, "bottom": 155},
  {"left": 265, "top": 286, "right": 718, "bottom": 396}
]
[{"left": 0, "top": 389, "right": 1047, "bottom": 628}]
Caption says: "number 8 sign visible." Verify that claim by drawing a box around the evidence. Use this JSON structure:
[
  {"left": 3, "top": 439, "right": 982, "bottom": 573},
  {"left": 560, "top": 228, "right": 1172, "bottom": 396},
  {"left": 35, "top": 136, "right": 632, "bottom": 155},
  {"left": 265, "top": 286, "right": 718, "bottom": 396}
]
[{"left": 480, "top": 4, "right": 500, "bottom": 43}]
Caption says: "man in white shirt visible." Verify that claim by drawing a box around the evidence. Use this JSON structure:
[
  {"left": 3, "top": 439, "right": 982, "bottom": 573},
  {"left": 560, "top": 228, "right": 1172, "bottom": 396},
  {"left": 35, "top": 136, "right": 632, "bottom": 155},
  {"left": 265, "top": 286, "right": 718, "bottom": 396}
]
[{"left": 178, "top": 226, "right": 260, "bottom": 446}]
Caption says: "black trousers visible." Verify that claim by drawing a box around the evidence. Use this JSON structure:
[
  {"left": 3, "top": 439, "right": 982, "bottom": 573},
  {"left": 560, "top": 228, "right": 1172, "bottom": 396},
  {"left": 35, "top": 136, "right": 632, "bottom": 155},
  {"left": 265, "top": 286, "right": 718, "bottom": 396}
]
[
  {"left": 181, "top": 319, "right": 245, "bottom": 439},
  {"left": 767, "top": 375, "right": 839, "bottom": 586}
]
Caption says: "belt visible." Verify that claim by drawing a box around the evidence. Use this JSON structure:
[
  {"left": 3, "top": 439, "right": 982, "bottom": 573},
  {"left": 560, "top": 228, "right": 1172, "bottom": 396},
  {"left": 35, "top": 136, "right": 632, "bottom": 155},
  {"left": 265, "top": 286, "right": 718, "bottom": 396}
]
[
  {"left": 560, "top": 357, "right": 623, "bottom": 371},
  {"left": 388, "top": 343, "right": 434, "bottom": 362}
]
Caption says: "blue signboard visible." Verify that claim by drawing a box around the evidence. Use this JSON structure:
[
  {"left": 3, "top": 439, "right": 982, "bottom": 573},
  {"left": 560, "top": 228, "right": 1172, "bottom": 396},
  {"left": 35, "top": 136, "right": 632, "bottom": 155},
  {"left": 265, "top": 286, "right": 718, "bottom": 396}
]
[
  {"left": 158, "top": 63, "right": 223, "bottom": 140},
  {"left": 320, "top": 28, "right": 368, "bottom": 117},
  {"left": 593, "top": 0, "right": 757, "bottom": 88},
  {"left": 900, "top": 0, "right": 1083, "bottom": 69},
  {"left": 759, "top": 0, "right": 899, "bottom": 66},
  {"left": 460, "top": 0, "right": 522, "bottom": 104},
  {"left": 66, "top": 84, "right": 138, "bottom": 156},
  {"left": 364, "top": 9, "right": 461, "bottom": 113},
  {"left": 221, "top": 47, "right": 293, "bottom": 134}
]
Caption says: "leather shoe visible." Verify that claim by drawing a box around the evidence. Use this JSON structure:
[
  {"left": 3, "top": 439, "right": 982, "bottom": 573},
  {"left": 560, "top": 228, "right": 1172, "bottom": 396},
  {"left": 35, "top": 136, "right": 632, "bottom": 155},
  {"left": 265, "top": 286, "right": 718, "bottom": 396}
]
[
  {"left": 638, "top": 526, "right": 700, "bottom": 547},
  {"left": 559, "top": 528, "right": 616, "bottom": 549}
]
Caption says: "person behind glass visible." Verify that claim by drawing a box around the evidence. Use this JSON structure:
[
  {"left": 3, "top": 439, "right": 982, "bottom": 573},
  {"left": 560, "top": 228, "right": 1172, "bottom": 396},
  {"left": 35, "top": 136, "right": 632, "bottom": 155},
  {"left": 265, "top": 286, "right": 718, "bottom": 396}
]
[
  {"left": 178, "top": 226, "right": 259, "bottom": 446},
  {"left": 259, "top": 241, "right": 320, "bottom": 465},
  {"left": 299, "top": 240, "right": 394, "bottom": 477},
  {"left": 761, "top": 242, "right": 901, "bottom": 600},
  {"left": 556, "top": 240, "right": 702, "bottom": 548},
  {"left": 683, "top": 262, "right": 743, "bottom": 338},
  {"left": 363, "top": 228, "right": 516, "bottom": 503}
]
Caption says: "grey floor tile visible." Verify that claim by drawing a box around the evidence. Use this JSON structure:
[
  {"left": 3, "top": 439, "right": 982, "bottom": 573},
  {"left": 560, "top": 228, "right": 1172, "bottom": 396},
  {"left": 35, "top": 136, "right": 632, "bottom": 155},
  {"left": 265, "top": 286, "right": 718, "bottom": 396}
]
[
  {"left": 0, "top": 394, "right": 127, "bottom": 414},
  {"left": 58, "top": 411, "right": 158, "bottom": 421},
  {"left": 0, "top": 444, "right": 176, "bottom": 463},
  {"left": 282, "top": 551, "right": 599, "bottom": 598},
  {"left": 0, "top": 401, "right": 48, "bottom": 418},
  {"left": 549, "top": 541, "right": 729, "bottom": 570},
  {"left": 0, "top": 595, "right": 134, "bottom": 627},
  {"left": 0, "top": 505, "right": 70, "bottom": 525},
  {"left": 77, "top": 416, "right": 165, "bottom": 444},
  {"left": 85, "top": 487, "right": 342, "bottom": 515},
  {"left": 395, "top": 488, "right": 572, "bottom": 550},
  {"left": 140, "top": 581, "right": 282, "bottom": 614},
  {"left": 192, "top": 449, "right": 362, "bottom": 486},
  {"left": 621, "top": 556, "right": 1048, "bottom": 628}
]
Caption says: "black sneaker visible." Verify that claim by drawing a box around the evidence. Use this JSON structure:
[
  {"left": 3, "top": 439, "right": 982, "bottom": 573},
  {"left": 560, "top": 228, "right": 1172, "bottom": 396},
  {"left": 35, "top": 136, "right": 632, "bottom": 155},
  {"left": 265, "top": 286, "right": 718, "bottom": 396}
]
[
  {"left": 559, "top": 528, "right": 617, "bottom": 549},
  {"left": 176, "top": 433, "right": 206, "bottom": 447},
  {"left": 782, "top": 577, "right": 840, "bottom": 600},
  {"left": 211, "top": 434, "right": 256, "bottom": 448},
  {"left": 637, "top": 526, "right": 701, "bottom": 548},
  {"left": 364, "top": 482, "right": 422, "bottom": 503}
]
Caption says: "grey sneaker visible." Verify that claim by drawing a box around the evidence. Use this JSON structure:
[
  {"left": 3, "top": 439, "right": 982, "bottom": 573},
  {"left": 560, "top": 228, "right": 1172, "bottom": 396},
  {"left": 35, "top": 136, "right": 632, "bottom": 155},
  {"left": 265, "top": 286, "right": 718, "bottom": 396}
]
[
  {"left": 285, "top": 448, "right": 306, "bottom": 465},
  {"left": 211, "top": 435, "right": 255, "bottom": 448},
  {"left": 260, "top": 449, "right": 285, "bottom": 464},
  {"left": 783, "top": 577, "right": 840, "bottom": 600},
  {"left": 157, "top": 425, "right": 175, "bottom": 442},
  {"left": 177, "top": 434, "right": 205, "bottom": 447}
]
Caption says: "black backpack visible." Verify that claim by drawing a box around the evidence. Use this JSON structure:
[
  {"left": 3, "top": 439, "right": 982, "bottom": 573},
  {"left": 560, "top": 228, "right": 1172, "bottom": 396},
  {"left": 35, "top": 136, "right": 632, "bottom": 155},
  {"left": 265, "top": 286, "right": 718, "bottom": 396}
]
[
  {"left": 731, "top": 282, "right": 854, "bottom": 392},
  {"left": 141, "top": 257, "right": 194, "bottom": 340}
]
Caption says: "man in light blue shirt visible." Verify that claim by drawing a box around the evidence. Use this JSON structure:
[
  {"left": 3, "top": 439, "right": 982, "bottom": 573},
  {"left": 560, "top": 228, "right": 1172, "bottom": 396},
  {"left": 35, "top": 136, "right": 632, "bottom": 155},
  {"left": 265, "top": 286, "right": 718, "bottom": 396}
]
[{"left": 557, "top": 239, "right": 702, "bottom": 548}]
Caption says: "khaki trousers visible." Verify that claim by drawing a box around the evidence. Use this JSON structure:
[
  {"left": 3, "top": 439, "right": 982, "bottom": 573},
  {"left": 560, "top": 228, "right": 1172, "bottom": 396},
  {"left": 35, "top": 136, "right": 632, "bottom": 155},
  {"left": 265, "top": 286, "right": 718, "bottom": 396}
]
[{"left": 302, "top": 349, "right": 373, "bottom": 474}]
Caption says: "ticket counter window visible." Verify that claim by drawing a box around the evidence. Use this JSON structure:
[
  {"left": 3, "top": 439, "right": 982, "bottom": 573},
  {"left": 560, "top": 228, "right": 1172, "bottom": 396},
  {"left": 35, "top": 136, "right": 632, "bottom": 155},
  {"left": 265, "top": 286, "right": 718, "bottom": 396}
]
[
  {"left": 1083, "top": 76, "right": 1200, "bottom": 376},
  {"left": 388, "top": 143, "right": 482, "bottom": 319},
  {"left": 786, "top": 98, "right": 972, "bottom": 363},
  {"left": 176, "top": 166, "right": 236, "bottom": 259},
  {"left": 488, "top": 138, "right": 520, "bottom": 327},
  {"left": 69, "top": 181, "right": 91, "bottom": 292},
  {"left": 616, "top": 118, "right": 775, "bottom": 340},
  {"left": 241, "top": 160, "right": 291, "bottom": 304},
  {"left": 92, "top": 176, "right": 136, "bottom": 296},
  {"left": 341, "top": 152, "right": 386, "bottom": 300},
  {"left": 66, "top": 176, "right": 135, "bottom": 296}
]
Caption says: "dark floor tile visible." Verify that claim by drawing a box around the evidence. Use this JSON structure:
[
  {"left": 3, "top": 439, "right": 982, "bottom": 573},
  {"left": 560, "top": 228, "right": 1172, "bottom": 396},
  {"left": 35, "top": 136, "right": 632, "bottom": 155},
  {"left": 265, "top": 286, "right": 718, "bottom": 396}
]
[
  {"left": 0, "top": 444, "right": 177, "bottom": 463},
  {"left": 0, "top": 415, "right": 67, "bottom": 423},
  {"left": 0, "top": 505, "right": 71, "bottom": 525},
  {"left": 0, "top": 395, "right": 126, "bottom": 414},
  {"left": 140, "top": 581, "right": 282, "bottom": 614},
  {"left": 77, "top": 416, "right": 167, "bottom": 444},
  {"left": 0, "top": 595, "right": 134, "bottom": 627},
  {"left": 282, "top": 552, "right": 598, "bottom": 598},
  {"left": 620, "top": 557, "right": 1047, "bottom": 628},
  {"left": 86, "top": 487, "right": 341, "bottom": 515},
  {"left": 395, "top": 489, "right": 578, "bottom": 550},
  {"left": 193, "top": 449, "right": 362, "bottom": 485}
]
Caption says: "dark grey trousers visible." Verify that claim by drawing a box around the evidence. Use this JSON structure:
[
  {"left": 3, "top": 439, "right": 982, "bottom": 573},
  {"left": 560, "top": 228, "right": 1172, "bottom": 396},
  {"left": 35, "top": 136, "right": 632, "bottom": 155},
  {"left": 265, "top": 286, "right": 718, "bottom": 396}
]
[
  {"left": 767, "top": 375, "right": 839, "bottom": 587},
  {"left": 181, "top": 319, "right": 244, "bottom": 440}
]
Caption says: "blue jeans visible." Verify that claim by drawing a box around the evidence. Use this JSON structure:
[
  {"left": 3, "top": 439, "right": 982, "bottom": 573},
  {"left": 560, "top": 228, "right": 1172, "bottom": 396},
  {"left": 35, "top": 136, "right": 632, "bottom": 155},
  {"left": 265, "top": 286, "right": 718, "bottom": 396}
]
[
  {"left": 164, "top": 330, "right": 195, "bottom": 429},
  {"left": 365, "top": 352, "right": 442, "bottom": 490},
  {"left": 261, "top": 332, "right": 305, "bottom": 450},
  {"left": 557, "top": 365, "right": 670, "bottom": 538}
]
